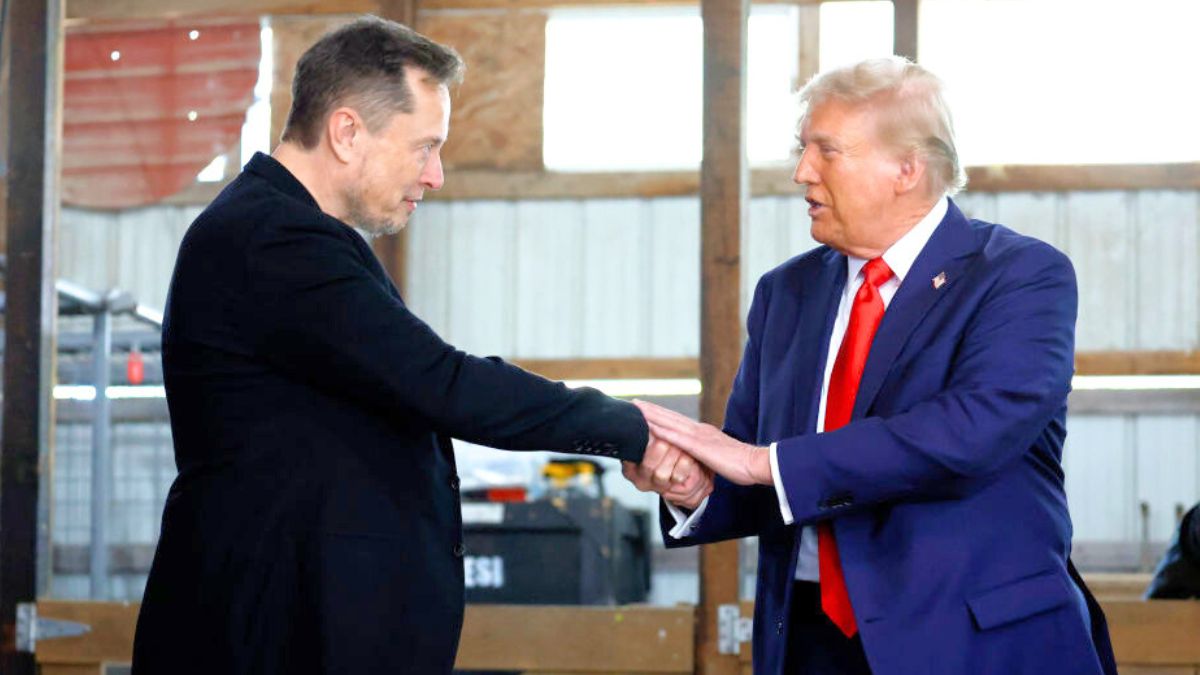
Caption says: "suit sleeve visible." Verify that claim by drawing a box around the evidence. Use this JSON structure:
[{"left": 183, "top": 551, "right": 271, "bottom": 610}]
[
  {"left": 775, "top": 241, "right": 1076, "bottom": 525},
  {"left": 660, "top": 274, "right": 791, "bottom": 547},
  {"left": 242, "top": 218, "right": 647, "bottom": 462}
]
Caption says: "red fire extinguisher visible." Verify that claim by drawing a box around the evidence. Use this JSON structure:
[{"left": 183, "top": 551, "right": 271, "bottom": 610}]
[{"left": 127, "top": 344, "right": 145, "bottom": 385}]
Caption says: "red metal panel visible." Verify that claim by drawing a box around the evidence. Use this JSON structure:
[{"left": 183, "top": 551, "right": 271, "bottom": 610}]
[{"left": 63, "top": 19, "right": 260, "bottom": 208}]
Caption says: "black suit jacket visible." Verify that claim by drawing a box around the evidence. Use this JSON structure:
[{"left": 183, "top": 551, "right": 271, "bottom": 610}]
[{"left": 131, "top": 153, "right": 648, "bottom": 675}]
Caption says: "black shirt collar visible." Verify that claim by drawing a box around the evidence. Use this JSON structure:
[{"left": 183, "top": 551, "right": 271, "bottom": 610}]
[{"left": 244, "top": 152, "right": 320, "bottom": 210}]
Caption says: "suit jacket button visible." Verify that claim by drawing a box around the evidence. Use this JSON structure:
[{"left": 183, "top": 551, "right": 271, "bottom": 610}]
[
  {"left": 449, "top": 476, "right": 460, "bottom": 491},
  {"left": 776, "top": 619, "right": 784, "bottom": 634},
  {"left": 453, "top": 543, "right": 466, "bottom": 558}
]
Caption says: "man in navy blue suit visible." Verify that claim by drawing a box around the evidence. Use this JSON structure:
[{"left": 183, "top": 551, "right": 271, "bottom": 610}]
[{"left": 631, "top": 58, "right": 1117, "bottom": 674}]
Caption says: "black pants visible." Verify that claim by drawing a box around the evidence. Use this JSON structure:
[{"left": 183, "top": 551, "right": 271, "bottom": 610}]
[{"left": 784, "top": 582, "right": 873, "bottom": 674}]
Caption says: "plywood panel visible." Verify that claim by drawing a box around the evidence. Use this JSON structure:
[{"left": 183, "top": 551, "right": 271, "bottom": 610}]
[
  {"left": 514, "top": 200, "right": 585, "bottom": 357},
  {"left": 1134, "top": 415, "right": 1199, "bottom": 542},
  {"left": 580, "top": 200, "right": 651, "bottom": 357},
  {"left": 444, "top": 201, "right": 517, "bottom": 355},
  {"left": 406, "top": 201, "right": 453, "bottom": 334},
  {"left": 421, "top": 11, "right": 546, "bottom": 171},
  {"left": 1064, "top": 415, "right": 1137, "bottom": 541},
  {"left": 454, "top": 604, "right": 697, "bottom": 671},
  {"left": 647, "top": 197, "right": 700, "bottom": 357},
  {"left": 1104, "top": 599, "right": 1200, "bottom": 666},
  {"left": 269, "top": 16, "right": 354, "bottom": 147},
  {"left": 1065, "top": 192, "right": 1134, "bottom": 350},
  {"left": 1134, "top": 191, "right": 1200, "bottom": 350}
]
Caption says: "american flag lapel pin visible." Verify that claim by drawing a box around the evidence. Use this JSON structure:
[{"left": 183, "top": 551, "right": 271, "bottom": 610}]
[{"left": 932, "top": 271, "right": 947, "bottom": 290}]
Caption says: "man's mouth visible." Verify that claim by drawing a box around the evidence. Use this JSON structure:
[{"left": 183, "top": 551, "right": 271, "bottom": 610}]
[{"left": 806, "top": 197, "right": 825, "bottom": 216}]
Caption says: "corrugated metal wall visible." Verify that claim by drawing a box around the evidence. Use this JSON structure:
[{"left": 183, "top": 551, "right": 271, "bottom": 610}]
[
  {"left": 60, "top": 204, "right": 202, "bottom": 311},
  {"left": 53, "top": 188, "right": 1200, "bottom": 594},
  {"left": 406, "top": 191, "right": 1200, "bottom": 356}
]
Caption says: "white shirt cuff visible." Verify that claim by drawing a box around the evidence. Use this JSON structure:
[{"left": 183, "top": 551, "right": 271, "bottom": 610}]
[
  {"left": 770, "top": 441, "right": 795, "bottom": 525},
  {"left": 665, "top": 497, "right": 709, "bottom": 539}
]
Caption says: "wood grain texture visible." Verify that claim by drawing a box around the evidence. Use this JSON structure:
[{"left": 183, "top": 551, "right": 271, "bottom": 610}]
[
  {"left": 698, "top": 1, "right": 748, "bottom": 673},
  {"left": 455, "top": 605, "right": 694, "bottom": 671},
  {"left": 1105, "top": 600, "right": 1200, "bottom": 665},
  {"left": 65, "top": 0, "right": 814, "bottom": 20},
  {"left": 421, "top": 11, "right": 546, "bottom": 171},
  {"left": 269, "top": 15, "right": 354, "bottom": 148}
]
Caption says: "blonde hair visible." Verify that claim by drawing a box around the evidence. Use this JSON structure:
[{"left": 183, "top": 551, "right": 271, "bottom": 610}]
[{"left": 798, "top": 56, "right": 967, "bottom": 196}]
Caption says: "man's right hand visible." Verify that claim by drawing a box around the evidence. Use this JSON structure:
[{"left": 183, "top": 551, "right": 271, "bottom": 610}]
[{"left": 622, "top": 435, "right": 713, "bottom": 510}]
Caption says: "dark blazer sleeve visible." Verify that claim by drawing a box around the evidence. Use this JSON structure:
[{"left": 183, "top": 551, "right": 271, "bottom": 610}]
[
  {"left": 775, "top": 241, "right": 1077, "bottom": 524},
  {"left": 242, "top": 216, "right": 647, "bottom": 462},
  {"left": 660, "top": 275, "right": 789, "bottom": 546}
]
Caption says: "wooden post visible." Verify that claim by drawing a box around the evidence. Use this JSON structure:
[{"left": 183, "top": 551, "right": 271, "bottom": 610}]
[
  {"left": 699, "top": 0, "right": 747, "bottom": 672},
  {"left": 371, "top": 0, "right": 419, "bottom": 296},
  {"left": 893, "top": 0, "right": 919, "bottom": 62},
  {"left": 797, "top": 2, "right": 820, "bottom": 86},
  {"left": 1, "top": 0, "right": 63, "bottom": 672}
]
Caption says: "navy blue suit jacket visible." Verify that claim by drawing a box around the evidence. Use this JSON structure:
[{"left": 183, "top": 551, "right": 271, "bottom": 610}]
[
  {"left": 664, "top": 201, "right": 1116, "bottom": 675},
  {"left": 133, "top": 154, "right": 649, "bottom": 675}
]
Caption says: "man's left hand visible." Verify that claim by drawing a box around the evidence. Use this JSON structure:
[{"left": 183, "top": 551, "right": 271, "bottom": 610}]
[{"left": 632, "top": 399, "right": 773, "bottom": 486}]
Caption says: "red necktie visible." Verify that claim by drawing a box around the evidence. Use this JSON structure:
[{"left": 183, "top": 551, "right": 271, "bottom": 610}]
[{"left": 818, "top": 257, "right": 893, "bottom": 637}]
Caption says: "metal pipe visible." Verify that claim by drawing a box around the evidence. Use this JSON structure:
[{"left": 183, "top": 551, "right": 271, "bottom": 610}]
[{"left": 90, "top": 307, "right": 112, "bottom": 599}]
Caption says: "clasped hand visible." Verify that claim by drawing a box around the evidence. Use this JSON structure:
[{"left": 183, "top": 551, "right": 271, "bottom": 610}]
[{"left": 621, "top": 400, "right": 773, "bottom": 510}]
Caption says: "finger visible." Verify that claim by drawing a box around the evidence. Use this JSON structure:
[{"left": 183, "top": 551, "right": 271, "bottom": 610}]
[
  {"left": 671, "top": 453, "right": 696, "bottom": 484},
  {"left": 651, "top": 447, "right": 682, "bottom": 490},
  {"left": 645, "top": 421, "right": 710, "bottom": 461},
  {"left": 668, "top": 472, "right": 712, "bottom": 507},
  {"left": 641, "top": 435, "right": 672, "bottom": 467},
  {"left": 621, "top": 460, "right": 638, "bottom": 482}
]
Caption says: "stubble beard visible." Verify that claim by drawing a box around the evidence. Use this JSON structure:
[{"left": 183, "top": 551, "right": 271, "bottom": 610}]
[{"left": 344, "top": 186, "right": 405, "bottom": 238}]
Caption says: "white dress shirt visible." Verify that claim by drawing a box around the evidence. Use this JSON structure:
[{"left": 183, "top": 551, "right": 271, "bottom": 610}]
[{"left": 666, "top": 197, "right": 948, "bottom": 582}]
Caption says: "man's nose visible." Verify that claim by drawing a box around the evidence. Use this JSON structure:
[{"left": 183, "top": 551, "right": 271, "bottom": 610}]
[{"left": 422, "top": 151, "right": 445, "bottom": 190}]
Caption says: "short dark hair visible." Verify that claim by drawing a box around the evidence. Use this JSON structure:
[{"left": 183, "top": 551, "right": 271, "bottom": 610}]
[{"left": 281, "top": 16, "right": 464, "bottom": 149}]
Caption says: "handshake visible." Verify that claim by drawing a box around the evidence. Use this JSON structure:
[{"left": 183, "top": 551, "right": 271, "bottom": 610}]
[{"left": 620, "top": 399, "right": 774, "bottom": 510}]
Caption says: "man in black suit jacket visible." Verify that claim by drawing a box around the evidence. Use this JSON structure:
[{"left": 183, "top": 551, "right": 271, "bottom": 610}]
[{"left": 132, "top": 17, "right": 705, "bottom": 674}]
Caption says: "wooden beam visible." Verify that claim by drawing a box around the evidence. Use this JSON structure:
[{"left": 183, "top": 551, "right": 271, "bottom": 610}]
[
  {"left": 475, "top": 351, "right": 1200, "bottom": 383},
  {"left": 1104, "top": 599, "right": 1200, "bottom": 666},
  {"left": 966, "top": 163, "right": 1200, "bottom": 192},
  {"left": 1075, "top": 350, "right": 1200, "bottom": 376},
  {"left": 34, "top": 602, "right": 694, "bottom": 672},
  {"left": 2, "top": 0, "right": 63, "bottom": 673},
  {"left": 157, "top": 162, "right": 1200, "bottom": 205},
  {"left": 892, "top": 0, "right": 918, "bottom": 62},
  {"left": 698, "top": 0, "right": 748, "bottom": 672},
  {"left": 64, "top": 0, "right": 822, "bottom": 21},
  {"left": 513, "top": 357, "right": 698, "bottom": 381},
  {"left": 456, "top": 605, "right": 694, "bottom": 672},
  {"left": 796, "top": 2, "right": 819, "bottom": 85}
]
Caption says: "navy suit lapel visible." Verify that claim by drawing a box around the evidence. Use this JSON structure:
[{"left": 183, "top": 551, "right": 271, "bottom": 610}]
[
  {"left": 792, "top": 248, "right": 847, "bottom": 437},
  {"left": 852, "top": 200, "right": 982, "bottom": 420}
]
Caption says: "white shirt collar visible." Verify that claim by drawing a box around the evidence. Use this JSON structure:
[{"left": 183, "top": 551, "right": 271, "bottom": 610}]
[{"left": 845, "top": 196, "right": 948, "bottom": 286}]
